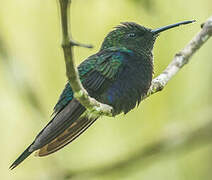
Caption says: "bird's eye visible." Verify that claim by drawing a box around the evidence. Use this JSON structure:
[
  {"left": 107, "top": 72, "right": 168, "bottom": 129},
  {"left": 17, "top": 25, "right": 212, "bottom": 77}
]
[{"left": 127, "top": 33, "right": 136, "bottom": 38}]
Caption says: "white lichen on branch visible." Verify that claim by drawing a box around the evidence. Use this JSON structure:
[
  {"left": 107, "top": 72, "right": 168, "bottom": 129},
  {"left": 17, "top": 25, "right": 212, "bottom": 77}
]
[{"left": 58, "top": 0, "right": 212, "bottom": 117}]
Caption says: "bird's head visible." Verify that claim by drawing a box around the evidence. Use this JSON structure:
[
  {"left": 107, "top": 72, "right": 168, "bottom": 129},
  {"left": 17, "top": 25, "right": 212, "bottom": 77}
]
[{"left": 100, "top": 20, "right": 195, "bottom": 55}]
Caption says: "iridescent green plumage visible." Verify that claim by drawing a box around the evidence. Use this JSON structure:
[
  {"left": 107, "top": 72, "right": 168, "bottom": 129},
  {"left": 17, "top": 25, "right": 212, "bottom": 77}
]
[
  {"left": 54, "top": 46, "right": 135, "bottom": 114},
  {"left": 54, "top": 23, "right": 156, "bottom": 115}
]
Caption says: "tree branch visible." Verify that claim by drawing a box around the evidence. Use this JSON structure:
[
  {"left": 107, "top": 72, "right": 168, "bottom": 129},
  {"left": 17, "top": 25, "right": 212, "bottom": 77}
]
[{"left": 58, "top": 0, "right": 113, "bottom": 117}]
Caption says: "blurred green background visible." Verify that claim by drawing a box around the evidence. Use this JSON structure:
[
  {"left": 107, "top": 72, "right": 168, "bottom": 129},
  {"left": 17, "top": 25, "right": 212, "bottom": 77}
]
[{"left": 1, "top": 0, "right": 212, "bottom": 179}]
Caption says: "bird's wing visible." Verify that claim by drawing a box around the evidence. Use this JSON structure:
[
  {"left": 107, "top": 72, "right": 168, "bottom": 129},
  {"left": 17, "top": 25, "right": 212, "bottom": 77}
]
[
  {"left": 85, "top": 47, "right": 133, "bottom": 84},
  {"left": 10, "top": 47, "right": 132, "bottom": 169},
  {"left": 52, "top": 54, "right": 98, "bottom": 115},
  {"left": 35, "top": 48, "right": 129, "bottom": 150},
  {"left": 53, "top": 47, "right": 132, "bottom": 114},
  {"left": 34, "top": 48, "right": 132, "bottom": 151}
]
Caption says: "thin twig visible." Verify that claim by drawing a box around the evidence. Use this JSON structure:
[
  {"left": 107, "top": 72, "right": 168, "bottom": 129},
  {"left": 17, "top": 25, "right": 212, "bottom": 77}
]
[{"left": 58, "top": 0, "right": 113, "bottom": 117}]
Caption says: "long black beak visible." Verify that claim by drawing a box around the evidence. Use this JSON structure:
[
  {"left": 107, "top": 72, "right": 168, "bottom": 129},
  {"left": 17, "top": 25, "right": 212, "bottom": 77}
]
[{"left": 151, "top": 20, "right": 196, "bottom": 34}]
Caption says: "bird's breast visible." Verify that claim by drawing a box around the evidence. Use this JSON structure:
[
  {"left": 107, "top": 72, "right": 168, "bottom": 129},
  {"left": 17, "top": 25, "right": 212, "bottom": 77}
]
[{"left": 100, "top": 60, "right": 153, "bottom": 115}]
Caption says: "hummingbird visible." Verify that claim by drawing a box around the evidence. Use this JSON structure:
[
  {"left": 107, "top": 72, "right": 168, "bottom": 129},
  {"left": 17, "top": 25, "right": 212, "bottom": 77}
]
[{"left": 10, "top": 20, "right": 194, "bottom": 169}]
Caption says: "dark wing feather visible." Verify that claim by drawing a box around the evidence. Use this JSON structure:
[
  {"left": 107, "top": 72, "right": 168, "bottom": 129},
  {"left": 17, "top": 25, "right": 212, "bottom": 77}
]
[
  {"left": 83, "top": 47, "right": 131, "bottom": 94},
  {"left": 33, "top": 48, "right": 131, "bottom": 152},
  {"left": 36, "top": 117, "right": 97, "bottom": 156},
  {"left": 53, "top": 83, "right": 74, "bottom": 115},
  {"left": 29, "top": 99, "right": 86, "bottom": 152},
  {"left": 33, "top": 48, "right": 129, "bottom": 154},
  {"left": 53, "top": 47, "right": 130, "bottom": 114}
]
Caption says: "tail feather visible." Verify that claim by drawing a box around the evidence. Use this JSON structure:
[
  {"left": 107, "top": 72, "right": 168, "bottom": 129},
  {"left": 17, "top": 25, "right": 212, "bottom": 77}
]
[
  {"left": 9, "top": 100, "right": 98, "bottom": 169},
  {"left": 9, "top": 144, "right": 33, "bottom": 170},
  {"left": 36, "top": 117, "right": 98, "bottom": 157}
]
